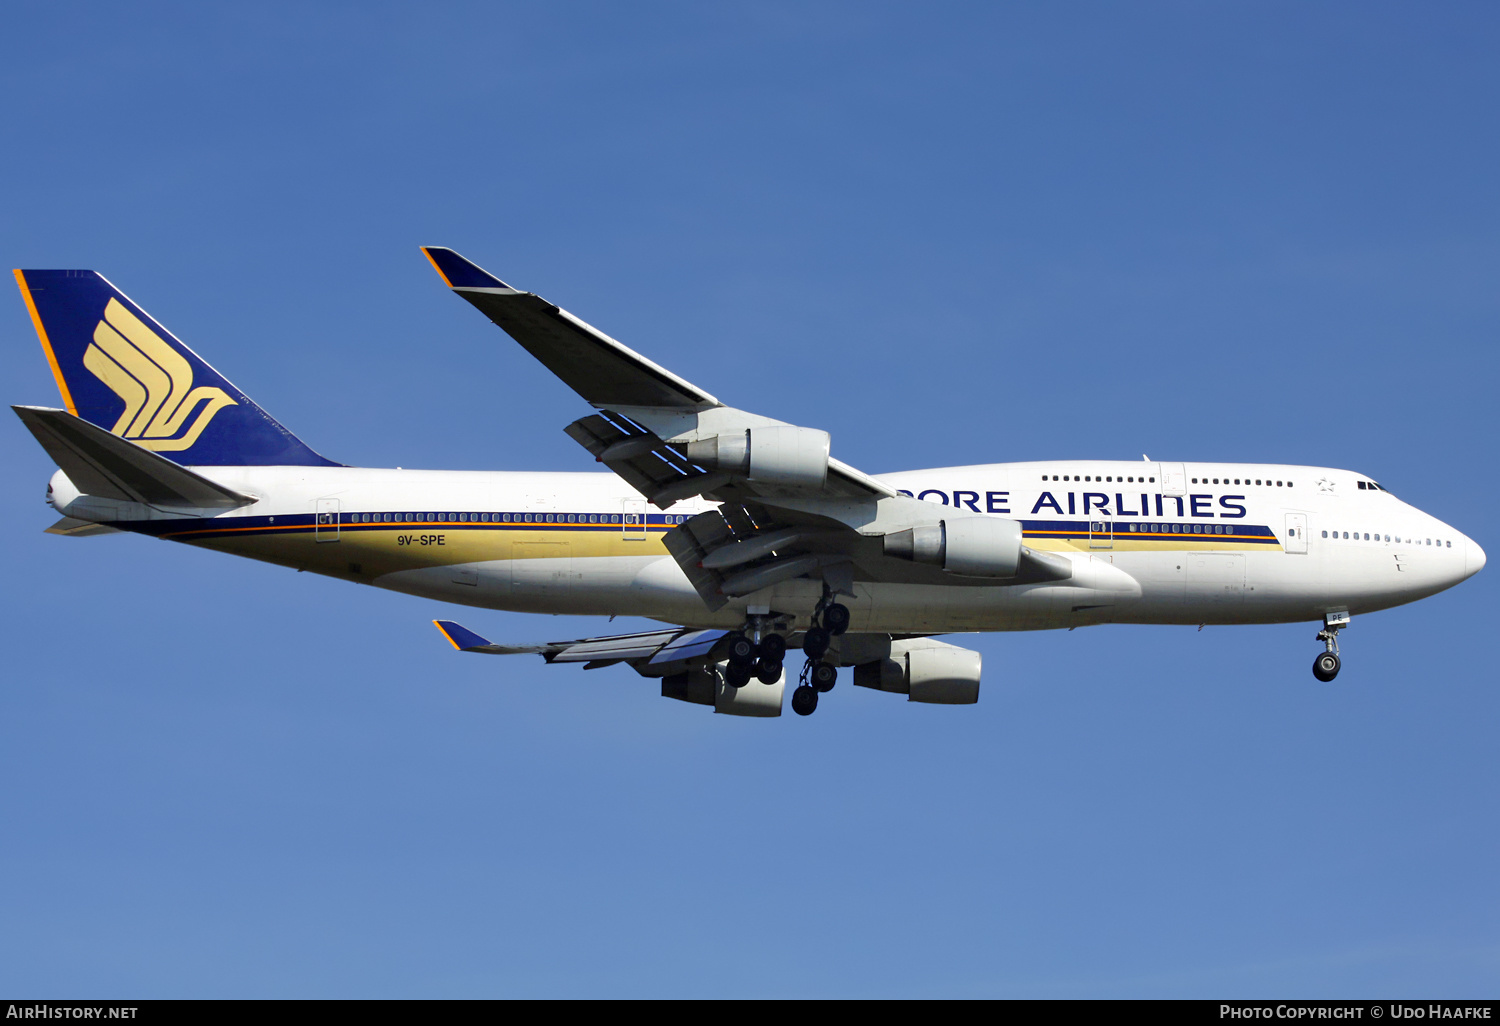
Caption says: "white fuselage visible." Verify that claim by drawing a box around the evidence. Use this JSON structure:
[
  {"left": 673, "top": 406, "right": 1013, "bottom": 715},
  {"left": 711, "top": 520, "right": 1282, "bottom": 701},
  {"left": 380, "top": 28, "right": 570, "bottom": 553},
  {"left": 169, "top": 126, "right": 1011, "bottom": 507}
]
[{"left": 49, "top": 458, "right": 1484, "bottom": 634}]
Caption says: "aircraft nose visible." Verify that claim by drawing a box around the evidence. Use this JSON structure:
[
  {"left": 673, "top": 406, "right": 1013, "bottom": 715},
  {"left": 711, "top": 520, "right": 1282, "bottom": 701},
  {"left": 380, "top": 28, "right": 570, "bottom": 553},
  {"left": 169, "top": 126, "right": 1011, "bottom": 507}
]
[{"left": 1466, "top": 537, "right": 1487, "bottom": 579}]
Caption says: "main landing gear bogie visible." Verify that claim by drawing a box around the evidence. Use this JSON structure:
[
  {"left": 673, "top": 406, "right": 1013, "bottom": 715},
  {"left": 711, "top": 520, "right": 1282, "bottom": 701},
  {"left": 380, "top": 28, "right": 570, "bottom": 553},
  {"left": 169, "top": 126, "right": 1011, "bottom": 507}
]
[
  {"left": 790, "top": 600, "right": 849, "bottom": 715},
  {"left": 729, "top": 598, "right": 850, "bottom": 712},
  {"left": 724, "top": 627, "right": 785, "bottom": 690},
  {"left": 1311, "top": 612, "right": 1349, "bottom": 682}
]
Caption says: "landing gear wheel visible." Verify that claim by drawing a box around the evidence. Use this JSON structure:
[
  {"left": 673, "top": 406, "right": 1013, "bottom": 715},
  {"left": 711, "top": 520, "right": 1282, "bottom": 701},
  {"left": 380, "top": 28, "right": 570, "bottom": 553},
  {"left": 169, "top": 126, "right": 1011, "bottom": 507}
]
[
  {"left": 725, "top": 662, "right": 753, "bottom": 689},
  {"left": 758, "top": 633, "right": 787, "bottom": 663},
  {"left": 822, "top": 603, "right": 851, "bottom": 636},
  {"left": 726, "top": 633, "right": 756, "bottom": 666},
  {"left": 1312, "top": 652, "right": 1341, "bottom": 682},
  {"left": 811, "top": 662, "right": 838, "bottom": 692},
  {"left": 755, "top": 660, "right": 783, "bottom": 685},
  {"left": 802, "top": 627, "right": 831, "bottom": 660},
  {"left": 791, "top": 685, "right": 819, "bottom": 716}
]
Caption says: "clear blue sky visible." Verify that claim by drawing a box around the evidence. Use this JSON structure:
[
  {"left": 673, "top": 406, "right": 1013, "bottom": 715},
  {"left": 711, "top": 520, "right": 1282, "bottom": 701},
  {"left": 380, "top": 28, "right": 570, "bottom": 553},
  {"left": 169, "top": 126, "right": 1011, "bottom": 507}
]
[{"left": 2, "top": 1, "right": 1495, "bottom": 998}]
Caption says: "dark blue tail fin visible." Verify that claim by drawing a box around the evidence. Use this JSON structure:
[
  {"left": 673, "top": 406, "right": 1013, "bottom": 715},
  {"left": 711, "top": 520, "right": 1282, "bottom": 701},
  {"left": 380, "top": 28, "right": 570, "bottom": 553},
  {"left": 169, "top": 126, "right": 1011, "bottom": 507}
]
[{"left": 15, "top": 268, "right": 337, "bottom": 467}]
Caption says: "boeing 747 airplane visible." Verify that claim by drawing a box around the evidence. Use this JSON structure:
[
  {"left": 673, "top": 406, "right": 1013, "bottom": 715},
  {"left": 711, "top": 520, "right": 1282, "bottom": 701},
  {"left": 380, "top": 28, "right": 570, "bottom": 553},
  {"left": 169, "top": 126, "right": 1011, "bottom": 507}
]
[{"left": 13, "top": 250, "right": 1485, "bottom": 717}]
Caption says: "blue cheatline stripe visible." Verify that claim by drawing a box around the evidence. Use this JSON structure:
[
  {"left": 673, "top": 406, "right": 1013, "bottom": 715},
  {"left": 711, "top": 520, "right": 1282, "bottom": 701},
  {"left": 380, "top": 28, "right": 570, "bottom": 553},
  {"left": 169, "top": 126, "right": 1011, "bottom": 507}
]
[
  {"left": 103, "top": 511, "right": 1282, "bottom": 546},
  {"left": 115, "top": 510, "right": 692, "bottom": 540},
  {"left": 1020, "top": 518, "right": 1278, "bottom": 543}
]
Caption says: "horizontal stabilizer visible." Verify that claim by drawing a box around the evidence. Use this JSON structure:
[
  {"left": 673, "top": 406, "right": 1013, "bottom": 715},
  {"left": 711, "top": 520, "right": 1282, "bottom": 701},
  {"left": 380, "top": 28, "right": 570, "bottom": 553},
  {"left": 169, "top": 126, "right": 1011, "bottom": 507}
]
[
  {"left": 14, "top": 406, "right": 254, "bottom": 509},
  {"left": 46, "top": 516, "right": 121, "bottom": 537},
  {"left": 421, "top": 246, "right": 719, "bottom": 409}
]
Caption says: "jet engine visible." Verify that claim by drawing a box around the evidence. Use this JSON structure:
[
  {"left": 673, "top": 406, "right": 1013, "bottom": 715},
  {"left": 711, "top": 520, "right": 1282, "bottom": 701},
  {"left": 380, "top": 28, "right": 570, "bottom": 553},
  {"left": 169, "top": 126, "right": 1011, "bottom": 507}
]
[
  {"left": 882, "top": 516, "right": 1023, "bottom": 578},
  {"left": 852, "top": 638, "right": 982, "bottom": 704},
  {"left": 661, "top": 662, "right": 784, "bottom": 717},
  {"left": 685, "top": 426, "right": 830, "bottom": 487}
]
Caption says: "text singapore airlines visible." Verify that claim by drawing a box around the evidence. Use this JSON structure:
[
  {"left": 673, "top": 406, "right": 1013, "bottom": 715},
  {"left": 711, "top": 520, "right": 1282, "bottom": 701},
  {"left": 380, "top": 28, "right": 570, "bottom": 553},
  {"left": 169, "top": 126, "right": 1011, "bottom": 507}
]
[{"left": 12, "top": 249, "right": 1485, "bottom": 718}]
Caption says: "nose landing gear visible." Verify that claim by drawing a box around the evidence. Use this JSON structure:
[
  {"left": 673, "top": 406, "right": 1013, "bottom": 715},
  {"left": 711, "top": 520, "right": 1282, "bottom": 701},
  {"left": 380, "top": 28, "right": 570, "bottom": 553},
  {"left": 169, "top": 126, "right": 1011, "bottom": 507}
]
[{"left": 1312, "top": 611, "right": 1349, "bottom": 682}]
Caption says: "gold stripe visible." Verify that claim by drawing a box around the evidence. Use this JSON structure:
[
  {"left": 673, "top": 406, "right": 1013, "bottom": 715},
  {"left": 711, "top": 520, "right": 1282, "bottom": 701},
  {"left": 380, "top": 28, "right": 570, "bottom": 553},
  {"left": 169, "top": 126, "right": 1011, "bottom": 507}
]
[
  {"left": 434, "top": 620, "right": 462, "bottom": 650},
  {"left": 137, "top": 387, "right": 237, "bottom": 450},
  {"left": 104, "top": 298, "right": 197, "bottom": 436},
  {"left": 82, "top": 343, "right": 147, "bottom": 434},
  {"left": 92, "top": 317, "right": 170, "bottom": 436},
  {"left": 421, "top": 247, "right": 455, "bottom": 287},
  {"left": 14, "top": 270, "right": 77, "bottom": 415}
]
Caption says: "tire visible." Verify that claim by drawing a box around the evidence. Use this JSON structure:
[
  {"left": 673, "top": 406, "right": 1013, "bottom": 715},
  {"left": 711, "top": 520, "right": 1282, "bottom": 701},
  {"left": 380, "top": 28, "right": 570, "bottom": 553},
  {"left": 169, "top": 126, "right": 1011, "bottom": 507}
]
[
  {"left": 823, "top": 603, "right": 851, "bottom": 636},
  {"left": 802, "top": 627, "right": 831, "bottom": 660},
  {"left": 1312, "top": 652, "right": 1341, "bottom": 682},
  {"left": 755, "top": 660, "right": 783, "bottom": 685},
  {"left": 811, "top": 662, "right": 837, "bottom": 692},
  {"left": 725, "top": 662, "right": 753, "bottom": 689},
  {"left": 791, "top": 685, "right": 819, "bottom": 716},
  {"left": 726, "top": 633, "right": 756, "bottom": 666},
  {"left": 758, "top": 633, "right": 787, "bottom": 662}
]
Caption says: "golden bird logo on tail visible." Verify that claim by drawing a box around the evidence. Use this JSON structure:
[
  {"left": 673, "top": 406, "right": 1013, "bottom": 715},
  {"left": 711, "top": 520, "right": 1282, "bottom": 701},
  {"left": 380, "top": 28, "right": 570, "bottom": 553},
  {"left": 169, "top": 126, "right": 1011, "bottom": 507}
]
[{"left": 82, "top": 298, "right": 236, "bottom": 451}]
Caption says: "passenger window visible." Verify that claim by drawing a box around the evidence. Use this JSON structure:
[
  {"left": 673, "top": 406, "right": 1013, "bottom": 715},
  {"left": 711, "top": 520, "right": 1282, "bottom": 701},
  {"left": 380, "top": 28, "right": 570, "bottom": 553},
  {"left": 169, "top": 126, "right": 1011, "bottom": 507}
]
[{"left": 1321, "top": 530, "right": 1327, "bottom": 538}]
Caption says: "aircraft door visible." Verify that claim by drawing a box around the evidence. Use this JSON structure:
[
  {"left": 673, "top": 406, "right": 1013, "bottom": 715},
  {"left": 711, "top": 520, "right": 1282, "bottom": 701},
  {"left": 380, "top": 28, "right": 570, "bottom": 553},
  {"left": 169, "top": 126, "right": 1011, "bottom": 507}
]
[
  {"left": 315, "top": 498, "right": 340, "bottom": 542},
  {"left": 1161, "top": 463, "right": 1186, "bottom": 496},
  {"left": 1285, "top": 513, "right": 1308, "bottom": 554},
  {"left": 1089, "top": 519, "right": 1113, "bottom": 549},
  {"left": 622, "top": 498, "right": 647, "bottom": 539}
]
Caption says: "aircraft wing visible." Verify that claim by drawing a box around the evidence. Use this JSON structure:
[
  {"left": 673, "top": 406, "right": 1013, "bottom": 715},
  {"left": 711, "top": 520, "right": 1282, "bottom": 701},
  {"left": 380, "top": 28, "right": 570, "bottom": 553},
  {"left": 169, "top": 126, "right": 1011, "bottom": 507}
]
[
  {"left": 421, "top": 247, "right": 893, "bottom": 507},
  {"left": 422, "top": 247, "right": 719, "bottom": 410},
  {"left": 435, "top": 620, "right": 727, "bottom": 670},
  {"left": 424, "top": 248, "right": 1071, "bottom": 609}
]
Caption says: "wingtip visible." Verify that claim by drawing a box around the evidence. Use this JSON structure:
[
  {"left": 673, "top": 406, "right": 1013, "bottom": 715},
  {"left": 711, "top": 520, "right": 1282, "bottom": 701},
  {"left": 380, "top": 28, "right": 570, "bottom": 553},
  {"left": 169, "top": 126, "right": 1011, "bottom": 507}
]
[
  {"left": 433, "top": 618, "right": 495, "bottom": 652},
  {"left": 433, "top": 619, "right": 463, "bottom": 650},
  {"left": 420, "top": 246, "right": 513, "bottom": 290}
]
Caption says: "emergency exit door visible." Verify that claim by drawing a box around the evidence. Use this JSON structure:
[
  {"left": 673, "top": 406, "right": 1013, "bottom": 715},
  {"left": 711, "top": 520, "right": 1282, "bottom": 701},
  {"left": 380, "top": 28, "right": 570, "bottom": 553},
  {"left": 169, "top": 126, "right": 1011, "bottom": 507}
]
[
  {"left": 1285, "top": 513, "right": 1308, "bottom": 554},
  {"left": 315, "top": 498, "right": 340, "bottom": 542},
  {"left": 622, "top": 498, "right": 647, "bottom": 539}
]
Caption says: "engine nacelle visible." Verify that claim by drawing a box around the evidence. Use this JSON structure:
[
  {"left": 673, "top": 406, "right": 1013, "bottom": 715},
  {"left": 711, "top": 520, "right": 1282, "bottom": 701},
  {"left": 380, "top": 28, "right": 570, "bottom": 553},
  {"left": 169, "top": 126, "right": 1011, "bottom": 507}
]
[
  {"left": 685, "top": 426, "right": 830, "bottom": 487},
  {"left": 882, "top": 516, "right": 1023, "bottom": 578},
  {"left": 661, "top": 662, "right": 784, "bottom": 717},
  {"left": 853, "top": 638, "right": 981, "bottom": 705}
]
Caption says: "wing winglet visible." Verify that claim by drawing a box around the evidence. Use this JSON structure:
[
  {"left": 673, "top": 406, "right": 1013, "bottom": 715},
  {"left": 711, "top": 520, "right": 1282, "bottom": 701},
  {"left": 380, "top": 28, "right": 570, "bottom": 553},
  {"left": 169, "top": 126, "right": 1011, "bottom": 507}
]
[
  {"left": 433, "top": 619, "right": 550, "bottom": 655},
  {"left": 420, "top": 247, "right": 515, "bottom": 290}
]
